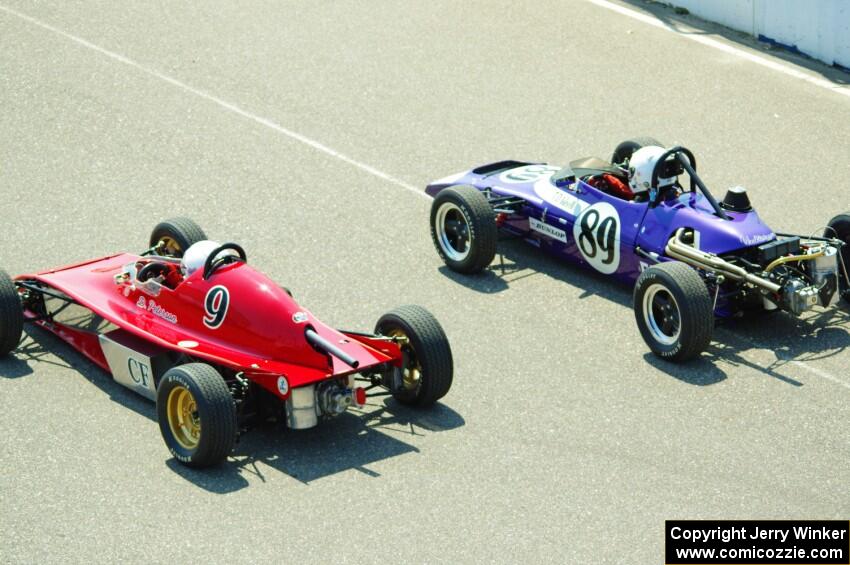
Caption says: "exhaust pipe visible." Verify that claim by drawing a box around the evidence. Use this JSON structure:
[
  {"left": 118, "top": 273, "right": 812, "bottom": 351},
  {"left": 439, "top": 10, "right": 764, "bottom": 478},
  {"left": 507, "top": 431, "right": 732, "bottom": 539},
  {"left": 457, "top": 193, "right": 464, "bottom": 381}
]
[
  {"left": 664, "top": 228, "right": 781, "bottom": 293},
  {"left": 305, "top": 328, "right": 360, "bottom": 369}
]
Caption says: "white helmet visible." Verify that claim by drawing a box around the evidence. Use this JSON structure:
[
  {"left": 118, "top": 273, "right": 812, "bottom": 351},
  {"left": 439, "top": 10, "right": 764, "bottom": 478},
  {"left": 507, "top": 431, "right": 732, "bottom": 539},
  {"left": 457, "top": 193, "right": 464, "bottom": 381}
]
[
  {"left": 181, "top": 240, "right": 222, "bottom": 277},
  {"left": 628, "top": 146, "right": 677, "bottom": 195}
]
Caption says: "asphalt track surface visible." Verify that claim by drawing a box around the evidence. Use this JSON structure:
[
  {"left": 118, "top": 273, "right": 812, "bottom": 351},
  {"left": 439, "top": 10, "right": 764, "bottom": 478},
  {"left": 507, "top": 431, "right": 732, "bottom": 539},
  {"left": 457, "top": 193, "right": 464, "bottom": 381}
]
[{"left": 1, "top": 1, "right": 848, "bottom": 563}]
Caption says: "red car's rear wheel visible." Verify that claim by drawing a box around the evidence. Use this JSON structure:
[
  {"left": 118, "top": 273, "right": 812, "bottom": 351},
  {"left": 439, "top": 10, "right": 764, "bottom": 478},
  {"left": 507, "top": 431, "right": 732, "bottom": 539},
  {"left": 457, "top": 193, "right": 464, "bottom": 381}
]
[
  {"left": 0, "top": 269, "right": 23, "bottom": 357},
  {"left": 149, "top": 217, "right": 207, "bottom": 258}
]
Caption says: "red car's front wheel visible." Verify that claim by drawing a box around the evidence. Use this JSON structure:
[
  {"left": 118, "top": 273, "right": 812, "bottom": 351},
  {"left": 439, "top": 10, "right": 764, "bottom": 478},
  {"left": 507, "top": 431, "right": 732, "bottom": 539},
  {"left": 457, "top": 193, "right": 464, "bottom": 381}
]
[{"left": 156, "top": 363, "right": 237, "bottom": 468}]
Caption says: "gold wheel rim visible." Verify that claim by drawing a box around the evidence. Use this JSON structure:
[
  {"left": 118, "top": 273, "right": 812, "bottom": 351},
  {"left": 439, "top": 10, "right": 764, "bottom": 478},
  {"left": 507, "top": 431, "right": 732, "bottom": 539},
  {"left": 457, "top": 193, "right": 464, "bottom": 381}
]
[
  {"left": 158, "top": 236, "right": 182, "bottom": 257},
  {"left": 166, "top": 385, "right": 201, "bottom": 449},
  {"left": 388, "top": 329, "right": 421, "bottom": 391}
]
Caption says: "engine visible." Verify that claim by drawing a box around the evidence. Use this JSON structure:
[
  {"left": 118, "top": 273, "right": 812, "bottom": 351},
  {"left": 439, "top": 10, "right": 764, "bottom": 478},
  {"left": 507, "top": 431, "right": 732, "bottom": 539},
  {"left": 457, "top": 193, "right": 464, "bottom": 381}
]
[
  {"left": 665, "top": 229, "right": 842, "bottom": 316},
  {"left": 759, "top": 238, "right": 840, "bottom": 315},
  {"left": 285, "top": 378, "right": 364, "bottom": 430}
]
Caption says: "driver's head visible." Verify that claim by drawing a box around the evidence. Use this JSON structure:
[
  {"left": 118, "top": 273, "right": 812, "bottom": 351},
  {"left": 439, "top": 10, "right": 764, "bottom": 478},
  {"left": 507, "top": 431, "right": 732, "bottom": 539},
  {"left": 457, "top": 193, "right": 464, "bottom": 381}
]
[
  {"left": 628, "top": 145, "right": 679, "bottom": 195},
  {"left": 181, "top": 240, "right": 222, "bottom": 277}
]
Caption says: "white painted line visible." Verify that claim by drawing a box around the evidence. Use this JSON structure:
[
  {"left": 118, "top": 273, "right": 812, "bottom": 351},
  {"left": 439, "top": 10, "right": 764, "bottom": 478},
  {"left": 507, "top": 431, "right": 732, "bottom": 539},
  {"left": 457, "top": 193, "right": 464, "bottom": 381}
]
[
  {"left": 0, "top": 4, "right": 428, "bottom": 199},
  {"left": 586, "top": 0, "right": 850, "bottom": 99},
  {"left": 790, "top": 359, "right": 850, "bottom": 391},
  {"left": 733, "top": 333, "right": 850, "bottom": 390}
]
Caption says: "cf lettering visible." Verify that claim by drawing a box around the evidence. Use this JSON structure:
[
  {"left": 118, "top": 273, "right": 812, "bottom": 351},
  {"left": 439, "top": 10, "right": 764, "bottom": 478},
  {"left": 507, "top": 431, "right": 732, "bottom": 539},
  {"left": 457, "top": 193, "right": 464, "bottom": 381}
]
[{"left": 127, "top": 358, "right": 151, "bottom": 388}]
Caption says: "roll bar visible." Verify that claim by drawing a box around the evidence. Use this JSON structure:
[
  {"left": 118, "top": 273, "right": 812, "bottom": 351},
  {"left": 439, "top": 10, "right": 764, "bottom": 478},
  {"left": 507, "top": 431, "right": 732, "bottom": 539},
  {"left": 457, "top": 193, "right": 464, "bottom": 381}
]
[{"left": 651, "top": 146, "right": 730, "bottom": 220}]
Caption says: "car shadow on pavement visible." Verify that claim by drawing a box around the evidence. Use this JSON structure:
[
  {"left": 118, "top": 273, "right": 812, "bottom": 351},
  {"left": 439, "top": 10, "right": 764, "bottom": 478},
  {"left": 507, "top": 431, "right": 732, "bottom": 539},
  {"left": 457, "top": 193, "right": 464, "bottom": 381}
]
[
  {"left": 642, "top": 352, "right": 727, "bottom": 386},
  {"left": 6, "top": 326, "right": 157, "bottom": 419},
  {"left": 437, "top": 237, "right": 634, "bottom": 309},
  {"left": 0, "top": 353, "right": 34, "bottom": 379},
  {"left": 714, "top": 307, "right": 850, "bottom": 384},
  {"left": 166, "top": 401, "right": 465, "bottom": 493},
  {"left": 648, "top": 307, "right": 850, "bottom": 386}
]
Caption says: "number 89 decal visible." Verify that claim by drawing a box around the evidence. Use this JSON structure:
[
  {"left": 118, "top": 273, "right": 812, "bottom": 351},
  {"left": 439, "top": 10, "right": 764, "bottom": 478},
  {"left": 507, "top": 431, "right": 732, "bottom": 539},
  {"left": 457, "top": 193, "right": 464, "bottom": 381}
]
[
  {"left": 203, "top": 285, "right": 230, "bottom": 329},
  {"left": 573, "top": 202, "right": 621, "bottom": 274}
]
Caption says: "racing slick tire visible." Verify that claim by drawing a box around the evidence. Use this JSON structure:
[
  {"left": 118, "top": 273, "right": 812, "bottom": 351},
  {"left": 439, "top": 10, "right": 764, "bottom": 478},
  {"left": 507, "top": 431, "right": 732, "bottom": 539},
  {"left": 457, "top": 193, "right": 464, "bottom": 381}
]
[
  {"left": 0, "top": 269, "right": 24, "bottom": 357},
  {"left": 633, "top": 261, "right": 713, "bottom": 362},
  {"left": 149, "top": 217, "right": 208, "bottom": 258},
  {"left": 156, "top": 363, "right": 237, "bottom": 468},
  {"left": 825, "top": 213, "right": 850, "bottom": 307},
  {"left": 375, "top": 305, "right": 453, "bottom": 407},
  {"left": 430, "top": 184, "right": 497, "bottom": 274},
  {"left": 611, "top": 137, "right": 664, "bottom": 166}
]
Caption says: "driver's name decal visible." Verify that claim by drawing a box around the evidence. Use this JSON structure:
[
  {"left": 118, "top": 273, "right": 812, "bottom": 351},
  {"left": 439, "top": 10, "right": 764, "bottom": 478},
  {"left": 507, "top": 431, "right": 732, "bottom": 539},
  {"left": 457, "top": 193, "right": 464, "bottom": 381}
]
[{"left": 136, "top": 297, "right": 178, "bottom": 324}]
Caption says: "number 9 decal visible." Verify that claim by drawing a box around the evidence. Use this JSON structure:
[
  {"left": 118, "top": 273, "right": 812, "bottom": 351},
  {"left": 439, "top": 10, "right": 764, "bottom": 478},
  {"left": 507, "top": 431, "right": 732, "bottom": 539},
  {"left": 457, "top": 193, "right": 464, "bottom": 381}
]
[
  {"left": 573, "top": 202, "right": 621, "bottom": 274},
  {"left": 203, "top": 285, "right": 230, "bottom": 329}
]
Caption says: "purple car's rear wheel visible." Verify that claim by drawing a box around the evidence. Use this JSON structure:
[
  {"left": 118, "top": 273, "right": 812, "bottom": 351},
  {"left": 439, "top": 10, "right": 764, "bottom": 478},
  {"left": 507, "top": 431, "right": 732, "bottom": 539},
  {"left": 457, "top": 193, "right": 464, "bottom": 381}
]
[
  {"left": 430, "top": 185, "right": 496, "bottom": 274},
  {"left": 825, "top": 213, "right": 850, "bottom": 306},
  {"left": 634, "top": 261, "right": 713, "bottom": 362},
  {"left": 611, "top": 137, "right": 664, "bottom": 166}
]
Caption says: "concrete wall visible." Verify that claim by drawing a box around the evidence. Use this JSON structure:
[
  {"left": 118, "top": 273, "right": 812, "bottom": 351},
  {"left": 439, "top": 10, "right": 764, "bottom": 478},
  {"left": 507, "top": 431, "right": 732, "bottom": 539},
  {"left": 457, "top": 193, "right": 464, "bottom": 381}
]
[{"left": 671, "top": 0, "right": 850, "bottom": 69}]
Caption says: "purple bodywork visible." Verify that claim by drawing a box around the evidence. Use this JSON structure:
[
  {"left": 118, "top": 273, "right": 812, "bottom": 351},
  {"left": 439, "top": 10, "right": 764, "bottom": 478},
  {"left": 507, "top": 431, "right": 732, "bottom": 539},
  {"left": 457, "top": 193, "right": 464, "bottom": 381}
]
[{"left": 426, "top": 160, "right": 776, "bottom": 299}]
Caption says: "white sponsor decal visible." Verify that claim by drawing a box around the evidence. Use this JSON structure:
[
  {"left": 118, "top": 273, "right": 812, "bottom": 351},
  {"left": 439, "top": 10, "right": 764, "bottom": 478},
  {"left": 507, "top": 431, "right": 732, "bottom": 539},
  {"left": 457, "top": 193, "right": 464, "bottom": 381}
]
[
  {"left": 137, "top": 296, "right": 146, "bottom": 309},
  {"left": 292, "top": 311, "right": 308, "bottom": 323},
  {"left": 277, "top": 376, "right": 289, "bottom": 395},
  {"left": 529, "top": 217, "right": 568, "bottom": 243},
  {"left": 534, "top": 180, "right": 590, "bottom": 217},
  {"left": 573, "top": 202, "right": 622, "bottom": 275},
  {"left": 740, "top": 233, "right": 775, "bottom": 246},
  {"left": 499, "top": 164, "right": 593, "bottom": 218},
  {"left": 498, "top": 164, "right": 561, "bottom": 184}
]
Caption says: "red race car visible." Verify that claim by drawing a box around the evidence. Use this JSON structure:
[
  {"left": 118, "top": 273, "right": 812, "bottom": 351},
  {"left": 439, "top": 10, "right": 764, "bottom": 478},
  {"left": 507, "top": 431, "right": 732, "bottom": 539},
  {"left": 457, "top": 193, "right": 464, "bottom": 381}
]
[{"left": 0, "top": 218, "right": 453, "bottom": 467}]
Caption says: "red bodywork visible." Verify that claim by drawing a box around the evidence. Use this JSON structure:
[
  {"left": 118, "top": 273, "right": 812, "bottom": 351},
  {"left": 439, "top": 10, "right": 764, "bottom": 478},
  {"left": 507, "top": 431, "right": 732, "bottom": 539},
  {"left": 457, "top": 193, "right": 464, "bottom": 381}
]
[{"left": 16, "top": 254, "right": 402, "bottom": 399}]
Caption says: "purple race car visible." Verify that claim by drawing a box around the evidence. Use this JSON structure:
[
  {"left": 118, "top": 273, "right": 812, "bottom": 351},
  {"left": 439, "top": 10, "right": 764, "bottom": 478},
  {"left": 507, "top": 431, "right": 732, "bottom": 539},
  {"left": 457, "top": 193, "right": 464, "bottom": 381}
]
[{"left": 426, "top": 138, "right": 849, "bottom": 361}]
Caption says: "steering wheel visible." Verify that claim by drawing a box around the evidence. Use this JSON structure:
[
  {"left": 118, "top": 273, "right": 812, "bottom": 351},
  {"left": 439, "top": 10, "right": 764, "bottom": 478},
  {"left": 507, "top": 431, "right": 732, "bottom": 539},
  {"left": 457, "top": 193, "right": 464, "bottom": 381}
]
[
  {"left": 203, "top": 243, "right": 247, "bottom": 280},
  {"left": 137, "top": 261, "right": 171, "bottom": 283}
]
